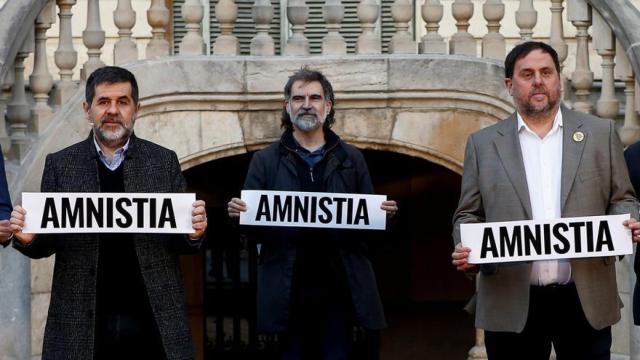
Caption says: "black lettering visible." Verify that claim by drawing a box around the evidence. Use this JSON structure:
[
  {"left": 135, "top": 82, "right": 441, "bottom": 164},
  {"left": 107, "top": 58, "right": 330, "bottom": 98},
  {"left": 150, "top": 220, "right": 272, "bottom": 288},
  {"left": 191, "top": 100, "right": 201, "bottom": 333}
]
[
  {"left": 543, "top": 224, "right": 551, "bottom": 254},
  {"left": 256, "top": 195, "right": 271, "bottom": 221},
  {"left": 334, "top": 197, "right": 346, "bottom": 224},
  {"left": 524, "top": 224, "right": 541, "bottom": 255},
  {"left": 318, "top": 197, "right": 332, "bottom": 224},
  {"left": 86, "top": 197, "right": 103, "bottom": 228},
  {"left": 149, "top": 198, "right": 157, "bottom": 228},
  {"left": 132, "top": 198, "right": 148, "bottom": 227},
  {"left": 552, "top": 223, "right": 570, "bottom": 254},
  {"left": 586, "top": 221, "right": 594, "bottom": 252},
  {"left": 310, "top": 197, "right": 317, "bottom": 223},
  {"left": 354, "top": 199, "right": 369, "bottom": 225},
  {"left": 61, "top": 197, "right": 83, "bottom": 228},
  {"left": 273, "top": 195, "right": 292, "bottom": 222},
  {"left": 106, "top": 198, "right": 113, "bottom": 227},
  {"left": 569, "top": 222, "right": 585, "bottom": 253},
  {"left": 481, "top": 228, "right": 498, "bottom": 259},
  {"left": 499, "top": 226, "right": 522, "bottom": 257},
  {"left": 115, "top": 198, "right": 132, "bottom": 227},
  {"left": 158, "top": 199, "right": 176, "bottom": 228},
  {"left": 41, "top": 197, "right": 59, "bottom": 228},
  {"left": 596, "top": 221, "right": 614, "bottom": 251},
  {"left": 293, "top": 196, "right": 308, "bottom": 222}
]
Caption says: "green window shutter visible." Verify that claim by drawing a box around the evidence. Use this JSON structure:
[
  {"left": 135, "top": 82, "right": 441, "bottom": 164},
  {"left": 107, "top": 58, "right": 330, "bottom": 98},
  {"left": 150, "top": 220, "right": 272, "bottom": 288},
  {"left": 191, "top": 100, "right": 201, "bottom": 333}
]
[
  {"left": 380, "top": 0, "right": 415, "bottom": 53},
  {"left": 210, "top": 0, "right": 282, "bottom": 55},
  {"left": 173, "top": 0, "right": 187, "bottom": 54},
  {"left": 304, "top": 0, "right": 362, "bottom": 54}
]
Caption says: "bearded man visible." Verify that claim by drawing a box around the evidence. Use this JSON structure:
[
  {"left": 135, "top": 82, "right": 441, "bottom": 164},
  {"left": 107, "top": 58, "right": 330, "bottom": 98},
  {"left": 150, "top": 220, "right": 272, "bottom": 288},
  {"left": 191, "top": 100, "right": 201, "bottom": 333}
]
[
  {"left": 10, "top": 66, "right": 207, "bottom": 360},
  {"left": 450, "top": 41, "right": 640, "bottom": 360},
  {"left": 227, "top": 68, "right": 397, "bottom": 359}
]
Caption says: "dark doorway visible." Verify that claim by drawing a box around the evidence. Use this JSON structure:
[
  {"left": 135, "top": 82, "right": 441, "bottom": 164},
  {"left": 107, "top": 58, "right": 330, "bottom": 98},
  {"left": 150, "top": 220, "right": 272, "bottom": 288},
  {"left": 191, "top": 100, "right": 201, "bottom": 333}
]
[{"left": 181, "top": 149, "right": 475, "bottom": 359}]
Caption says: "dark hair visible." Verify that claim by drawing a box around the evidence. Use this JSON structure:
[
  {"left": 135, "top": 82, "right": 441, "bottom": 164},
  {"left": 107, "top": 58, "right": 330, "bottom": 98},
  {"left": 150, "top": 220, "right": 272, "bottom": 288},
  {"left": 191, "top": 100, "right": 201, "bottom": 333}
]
[
  {"left": 85, "top": 66, "right": 139, "bottom": 105},
  {"left": 504, "top": 41, "right": 560, "bottom": 79},
  {"left": 281, "top": 68, "right": 336, "bottom": 130}
]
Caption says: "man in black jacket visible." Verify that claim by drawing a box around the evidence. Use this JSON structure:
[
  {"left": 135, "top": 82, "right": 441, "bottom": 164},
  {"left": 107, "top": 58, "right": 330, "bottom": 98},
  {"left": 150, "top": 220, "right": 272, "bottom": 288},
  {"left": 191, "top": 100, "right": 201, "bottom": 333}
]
[
  {"left": 228, "top": 69, "right": 397, "bottom": 359},
  {"left": 10, "top": 66, "right": 207, "bottom": 360}
]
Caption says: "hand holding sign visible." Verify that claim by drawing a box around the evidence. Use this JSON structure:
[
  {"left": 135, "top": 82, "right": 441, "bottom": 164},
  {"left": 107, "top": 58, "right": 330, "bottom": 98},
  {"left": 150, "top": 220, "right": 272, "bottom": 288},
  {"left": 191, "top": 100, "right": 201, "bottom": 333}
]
[
  {"left": 227, "top": 197, "right": 246, "bottom": 219},
  {"left": 190, "top": 200, "right": 207, "bottom": 240},
  {"left": 451, "top": 243, "right": 476, "bottom": 272},
  {"left": 10, "top": 205, "right": 33, "bottom": 245},
  {"left": 625, "top": 218, "right": 640, "bottom": 242}
]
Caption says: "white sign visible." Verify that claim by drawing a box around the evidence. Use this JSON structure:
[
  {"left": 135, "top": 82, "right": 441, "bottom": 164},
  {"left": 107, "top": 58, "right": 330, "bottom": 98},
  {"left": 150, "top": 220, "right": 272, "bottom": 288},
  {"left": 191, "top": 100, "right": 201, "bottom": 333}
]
[
  {"left": 239, "top": 190, "right": 387, "bottom": 230},
  {"left": 22, "top": 192, "right": 196, "bottom": 234},
  {"left": 460, "top": 214, "right": 632, "bottom": 264}
]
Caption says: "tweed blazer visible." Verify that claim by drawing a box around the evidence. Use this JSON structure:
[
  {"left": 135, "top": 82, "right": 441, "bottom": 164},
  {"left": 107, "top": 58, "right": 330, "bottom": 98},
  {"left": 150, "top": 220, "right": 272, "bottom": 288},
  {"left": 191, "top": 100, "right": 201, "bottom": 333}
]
[
  {"left": 452, "top": 105, "right": 638, "bottom": 333},
  {"left": 14, "top": 133, "right": 201, "bottom": 360}
]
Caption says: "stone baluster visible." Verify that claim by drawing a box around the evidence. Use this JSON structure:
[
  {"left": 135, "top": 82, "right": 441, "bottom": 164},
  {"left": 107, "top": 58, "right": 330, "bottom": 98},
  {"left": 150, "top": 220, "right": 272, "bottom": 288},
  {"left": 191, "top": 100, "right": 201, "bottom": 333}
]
[
  {"left": 450, "top": 0, "right": 475, "bottom": 56},
  {"left": 285, "top": 0, "right": 310, "bottom": 55},
  {"left": 30, "top": 1, "right": 56, "bottom": 134},
  {"left": 481, "top": 0, "right": 505, "bottom": 59},
  {"left": 6, "top": 33, "right": 34, "bottom": 160},
  {"left": 214, "top": 0, "right": 240, "bottom": 55},
  {"left": 113, "top": 0, "right": 138, "bottom": 65},
  {"left": 146, "top": 0, "right": 170, "bottom": 58},
  {"left": 568, "top": 0, "right": 593, "bottom": 114},
  {"left": 389, "top": 0, "right": 416, "bottom": 54},
  {"left": 419, "top": 0, "right": 445, "bottom": 54},
  {"left": 356, "top": 0, "right": 381, "bottom": 54},
  {"left": 0, "top": 72, "right": 14, "bottom": 156},
  {"left": 515, "top": 0, "right": 537, "bottom": 42},
  {"left": 322, "top": 0, "right": 346, "bottom": 55},
  {"left": 549, "top": 0, "right": 568, "bottom": 65},
  {"left": 180, "top": 0, "right": 206, "bottom": 55},
  {"left": 617, "top": 42, "right": 640, "bottom": 146},
  {"left": 593, "top": 11, "right": 618, "bottom": 121},
  {"left": 54, "top": 0, "right": 78, "bottom": 106},
  {"left": 81, "top": 0, "right": 105, "bottom": 80},
  {"left": 250, "top": 0, "right": 275, "bottom": 55}
]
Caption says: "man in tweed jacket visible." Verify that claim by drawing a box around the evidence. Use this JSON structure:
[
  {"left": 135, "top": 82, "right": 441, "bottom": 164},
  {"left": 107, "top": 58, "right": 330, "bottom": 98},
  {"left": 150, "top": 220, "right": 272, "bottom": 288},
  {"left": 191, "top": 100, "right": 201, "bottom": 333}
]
[{"left": 10, "top": 66, "right": 207, "bottom": 360}]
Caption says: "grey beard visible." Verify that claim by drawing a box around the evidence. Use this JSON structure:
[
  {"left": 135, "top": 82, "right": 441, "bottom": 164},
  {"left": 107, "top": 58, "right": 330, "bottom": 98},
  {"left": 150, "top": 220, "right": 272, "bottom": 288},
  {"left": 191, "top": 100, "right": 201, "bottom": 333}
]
[
  {"left": 93, "top": 122, "right": 132, "bottom": 147},
  {"left": 292, "top": 114, "right": 323, "bottom": 132}
]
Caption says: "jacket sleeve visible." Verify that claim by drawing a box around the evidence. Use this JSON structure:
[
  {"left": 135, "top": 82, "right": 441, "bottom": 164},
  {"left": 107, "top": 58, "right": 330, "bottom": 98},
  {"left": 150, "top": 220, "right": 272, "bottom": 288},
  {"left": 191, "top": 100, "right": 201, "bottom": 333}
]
[
  {"left": 452, "top": 135, "right": 485, "bottom": 246},
  {"left": 167, "top": 151, "right": 203, "bottom": 254},
  {"left": 608, "top": 121, "right": 640, "bottom": 217},
  {"left": 243, "top": 151, "right": 268, "bottom": 190},
  {"left": 13, "top": 154, "right": 58, "bottom": 259}
]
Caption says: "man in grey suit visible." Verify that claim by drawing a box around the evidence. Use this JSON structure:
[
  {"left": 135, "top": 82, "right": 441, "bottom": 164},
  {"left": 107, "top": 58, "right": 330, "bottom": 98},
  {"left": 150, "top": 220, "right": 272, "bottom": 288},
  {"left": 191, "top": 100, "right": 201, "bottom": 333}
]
[
  {"left": 9, "top": 66, "right": 207, "bottom": 360},
  {"left": 451, "top": 41, "right": 640, "bottom": 359}
]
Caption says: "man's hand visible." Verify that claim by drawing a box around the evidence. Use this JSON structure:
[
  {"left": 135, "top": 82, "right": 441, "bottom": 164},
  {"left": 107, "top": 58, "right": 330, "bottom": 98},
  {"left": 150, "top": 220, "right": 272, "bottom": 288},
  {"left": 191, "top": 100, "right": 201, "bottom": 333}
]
[
  {"left": 10, "top": 205, "right": 35, "bottom": 245},
  {"left": 381, "top": 200, "right": 398, "bottom": 218},
  {"left": 452, "top": 244, "right": 477, "bottom": 272},
  {"left": 227, "top": 197, "right": 247, "bottom": 219},
  {"left": 190, "top": 200, "right": 207, "bottom": 241},
  {"left": 0, "top": 219, "right": 11, "bottom": 245},
  {"left": 624, "top": 218, "right": 640, "bottom": 242}
]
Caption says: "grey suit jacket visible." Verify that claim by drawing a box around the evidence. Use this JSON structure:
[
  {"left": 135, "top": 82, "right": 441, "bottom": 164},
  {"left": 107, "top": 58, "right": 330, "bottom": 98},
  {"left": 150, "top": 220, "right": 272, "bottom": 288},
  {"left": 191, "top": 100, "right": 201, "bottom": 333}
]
[
  {"left": 14, "top": 133, "right": 201, "bottom": 360},
  {"left": 452, "top": 105, "right": 638, "bottom": 332}
]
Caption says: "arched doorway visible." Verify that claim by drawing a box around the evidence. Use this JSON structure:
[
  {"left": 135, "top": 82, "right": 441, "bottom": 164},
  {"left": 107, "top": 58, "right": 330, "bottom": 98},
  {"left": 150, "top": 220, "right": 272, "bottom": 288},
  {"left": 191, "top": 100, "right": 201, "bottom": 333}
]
[{"left": 180, "top": 149, "right": 475, "bottom": 359}]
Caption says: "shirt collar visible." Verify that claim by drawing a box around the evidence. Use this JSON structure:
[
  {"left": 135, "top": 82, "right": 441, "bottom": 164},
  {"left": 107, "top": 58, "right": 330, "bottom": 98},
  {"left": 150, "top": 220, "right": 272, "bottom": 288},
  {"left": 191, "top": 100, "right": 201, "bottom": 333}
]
[
  {"left": 517, "top": 108, "right": 563, "bottom": 138},
  {"left": 93, "top": 136, "right": 130, "bottom": 168}
]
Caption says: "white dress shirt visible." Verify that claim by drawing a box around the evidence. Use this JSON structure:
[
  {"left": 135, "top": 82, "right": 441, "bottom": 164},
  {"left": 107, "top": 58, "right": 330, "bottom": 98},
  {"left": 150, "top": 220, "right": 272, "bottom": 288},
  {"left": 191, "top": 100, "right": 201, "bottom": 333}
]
[{"left": 517, "top": 110, "right": 572, "bottom": 285}]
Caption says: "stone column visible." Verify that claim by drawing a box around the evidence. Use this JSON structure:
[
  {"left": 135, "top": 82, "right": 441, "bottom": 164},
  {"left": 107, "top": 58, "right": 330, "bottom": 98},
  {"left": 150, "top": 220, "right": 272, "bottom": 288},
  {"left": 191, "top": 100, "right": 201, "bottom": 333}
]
[
  {"left": 180, "top": 0, "right": 206, "bottom": 55},
  {"left": 113, "top": 0, "right": 138, "bottom": 65},
  {"left": 30, "top": 0, "right": 55, "bottom": 134},
  {"left": 285, "top": 0, "right": 310, "bottom": 55},
  {"left": 389, "top": 0, "right": 416, "bottom": 54},
  {"left": 251, "top": 0, "right": 275, "bottom": 55},
  {"left": 213, "top": 0, "right": 240, "bottom": 55},
  {"left": 618, "top": 42, "right": 640, "bottom": 146},
  {"left": 420, "top": 0, "right": 445, "bottom": 54},
  {"left": 515, "top": 0, "right": 537, "bottom": 42},
  {"left": 0, "top": 71, "right": 13, "bottom": 155},
  {"left": 146, "top": 0, "right": 170, "bottom": 58},
  {"left": 549, "top": 0, "right": 568, "bottom": 98},
  {"left": 568, "top": 0, "right": 593, "bottom": 114},
  {"left": 7, "top": 32, "right": 34, "bottom": 161},
  {"left": 322, "top": 0, "right": 346, "bottom": 55},
  {"left": 593, "top": 11, "right": 618, "bottom": 121},
  {"left": 356, "top": 0, "right": 381, "bottom": 54},
  {"left": 54, "top": 0, "right": 78, "bottom": 106},
  {"left": 481, "top": 0, "right": 505, "bottom": 60},
  {"left": 450, "top": 0, "right": 475, "bottom": 56},
  {"left": 81, "top": 0, "right": 105, "bottom": 81}
]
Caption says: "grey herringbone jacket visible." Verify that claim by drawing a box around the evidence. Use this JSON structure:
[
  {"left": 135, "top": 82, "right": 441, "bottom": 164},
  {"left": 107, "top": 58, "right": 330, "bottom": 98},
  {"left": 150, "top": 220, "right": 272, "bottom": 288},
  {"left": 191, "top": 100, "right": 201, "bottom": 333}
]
[{"left": 15, "top": 133, "right": 201, "bottom": 360}]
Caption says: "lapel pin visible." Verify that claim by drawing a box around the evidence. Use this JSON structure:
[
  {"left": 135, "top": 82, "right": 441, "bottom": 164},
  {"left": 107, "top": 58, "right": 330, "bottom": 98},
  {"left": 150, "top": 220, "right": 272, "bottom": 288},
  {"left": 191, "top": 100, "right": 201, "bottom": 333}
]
[{"left": 573, "top": 131, "right": 585, "bottom": 142}]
